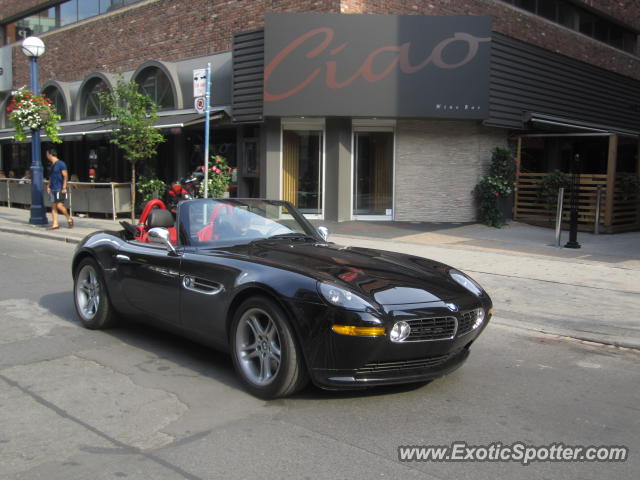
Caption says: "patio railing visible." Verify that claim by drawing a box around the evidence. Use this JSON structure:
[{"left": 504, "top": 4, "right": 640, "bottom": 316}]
[{"left": 0, "top": 179, "right": 132, "bottom": 220}]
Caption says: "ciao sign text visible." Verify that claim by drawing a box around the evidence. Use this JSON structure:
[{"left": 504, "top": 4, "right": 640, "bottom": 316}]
[{"left": 265, "top": 27, "right": 490, "bottom": 102}]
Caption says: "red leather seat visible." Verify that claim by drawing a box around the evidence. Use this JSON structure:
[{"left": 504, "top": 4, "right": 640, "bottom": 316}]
[
  {"left": 135, "top": 200, "right": 177, "bottom": 244},
  {"left": 140, "top": 208, "right": 177, "bottom": 244}
]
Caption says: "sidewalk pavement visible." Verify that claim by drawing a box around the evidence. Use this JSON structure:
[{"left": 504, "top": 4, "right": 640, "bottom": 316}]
[{"left": 1, "top": 205, "right": 639, "bottom": 349}]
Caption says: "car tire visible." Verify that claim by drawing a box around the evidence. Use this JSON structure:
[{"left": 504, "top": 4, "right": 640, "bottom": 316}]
[
  {"left": 73, "top": 257, "right": 117, "bottom": 330},
  {"left": 231, "top": 296, "right": 308, "bottom": 399}
]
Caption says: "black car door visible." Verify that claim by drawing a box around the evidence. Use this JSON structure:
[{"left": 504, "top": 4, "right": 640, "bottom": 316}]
[
  {"left": 179, "top": 250, "right": 241, "bottom": 342},
  {"left": 115, "top": 240, "right": 181, "bottom": 325}
]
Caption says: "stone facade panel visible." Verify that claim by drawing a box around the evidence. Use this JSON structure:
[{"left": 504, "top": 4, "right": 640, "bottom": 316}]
[{"left": 394, "top": 120, "right": 507, "bottom": 222}]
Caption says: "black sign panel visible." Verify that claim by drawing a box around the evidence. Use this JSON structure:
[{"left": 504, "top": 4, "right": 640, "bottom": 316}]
[{"left": 264, "top": 13, "right": 491, "bottom": 118}]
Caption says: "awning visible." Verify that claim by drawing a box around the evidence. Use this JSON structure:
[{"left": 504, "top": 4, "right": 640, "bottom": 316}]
[
  {"left": 523, "top": 112, "right": 639, "bottom": 137},
  {"left": 0, "top": 107, "right": 230, "bottom": 141}
]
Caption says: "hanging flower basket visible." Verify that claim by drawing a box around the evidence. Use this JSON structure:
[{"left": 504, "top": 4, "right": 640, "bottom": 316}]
[{"left": 6, "top": 87, "right": 62, "bottom": 143}]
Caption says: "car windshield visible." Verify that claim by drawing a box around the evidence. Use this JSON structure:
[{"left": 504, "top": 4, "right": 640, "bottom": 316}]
[{"left": 178, "top": 199, "right": 320, "bottom": 247}]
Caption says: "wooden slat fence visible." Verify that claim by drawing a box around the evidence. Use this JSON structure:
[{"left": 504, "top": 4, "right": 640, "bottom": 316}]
[{"left": 514, "top": 172, "right": 639, "bottom": 233}]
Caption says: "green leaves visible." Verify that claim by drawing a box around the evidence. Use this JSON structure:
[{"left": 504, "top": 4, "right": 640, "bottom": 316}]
[
  {"left": 474, "top": 147, "right": 517, "bottom": 228},
  {"left": 97, "top": 77, "right": 165, "bottom": 166},
  {"left": 8, "top": 88, "right": 62, "bottom": 143},
  {"left": 537, "top": 170, "right": 570, "bottom": 211},
  {"left": 97, "top": 77, "right": 166, "bottom": 218},
  {"left": 203, "top": 155, "right": 232, "bottom": 198},
  {"left": 137, "top": 177, "right": 168, "bottom": 203}
]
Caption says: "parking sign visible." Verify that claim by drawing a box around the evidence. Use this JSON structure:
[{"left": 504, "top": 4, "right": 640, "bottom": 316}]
[{"left": 193, "top": 68, "right": 206, "bottom": 97}]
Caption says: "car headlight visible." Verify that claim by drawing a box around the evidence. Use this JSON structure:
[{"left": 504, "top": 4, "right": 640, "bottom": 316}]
[
  {"left": 390, "top": 321, "right": 411, "bottom": 342},
  {"left": 471, "top": 307, "right": 485, "bottom": 330},
  {"left": 449, "top": 270, "right": 483, "bottom": 296},
  {"left": 318, "top": 282, "right": 375, "bottom": 311}
]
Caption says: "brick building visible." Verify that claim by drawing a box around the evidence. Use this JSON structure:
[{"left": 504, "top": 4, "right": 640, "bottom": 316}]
[{"left": 0, "top": 0, "right": 638, "bottom": 223}]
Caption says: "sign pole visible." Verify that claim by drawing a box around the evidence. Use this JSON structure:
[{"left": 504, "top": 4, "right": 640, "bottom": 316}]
[{"left": 203, "top": 63, "right": 211, "bottom": 198}]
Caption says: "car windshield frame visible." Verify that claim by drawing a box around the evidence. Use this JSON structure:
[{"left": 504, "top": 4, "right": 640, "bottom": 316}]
[{"left": 177, "top": 198, "right": 323, "bottom": 248}]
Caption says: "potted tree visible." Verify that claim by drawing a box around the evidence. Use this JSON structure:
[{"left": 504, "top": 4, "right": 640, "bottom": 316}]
[{"left": 98, "top": 78, "right": 165, "bottom": 220}]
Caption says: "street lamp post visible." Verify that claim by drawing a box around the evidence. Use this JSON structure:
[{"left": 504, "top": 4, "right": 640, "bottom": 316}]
[{"left": 21, "top": 36, "right": 48, "bottom": 225}]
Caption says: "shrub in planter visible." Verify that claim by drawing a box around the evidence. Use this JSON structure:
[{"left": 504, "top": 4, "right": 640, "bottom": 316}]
[
  {"left": 137, "top": 177, "right": 168, "bottom": 204},
  {"left": 537, "top": 170, "right": 570, "bottom": 213},
  {"left": 474, "top": 147, "right": 517, "bottom": 228},
  {"left": 202, "top": 155, "right": 233, "bottom": 198}
]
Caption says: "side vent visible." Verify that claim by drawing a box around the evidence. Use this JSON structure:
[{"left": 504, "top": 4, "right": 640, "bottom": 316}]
[{"left": 182, "top": 276, "right": 224, "bottom": 295}]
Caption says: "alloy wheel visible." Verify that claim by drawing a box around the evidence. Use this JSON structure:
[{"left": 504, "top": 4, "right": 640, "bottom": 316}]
[
  {"left": 76, "top": 264, "right": 101, "bottom": 321},
  {"left": 235, "top": 307, "right": 282, "bottom": 386}
]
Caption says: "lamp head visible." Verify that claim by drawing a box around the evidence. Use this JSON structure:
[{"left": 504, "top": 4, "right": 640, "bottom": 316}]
[{"left": 21, "top": 36, "right": 45, "bottom": 58}]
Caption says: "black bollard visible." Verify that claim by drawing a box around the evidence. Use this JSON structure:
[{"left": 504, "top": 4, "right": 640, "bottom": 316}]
[{"left": 564, "top": 153, "right": 581, "bottom": 249}]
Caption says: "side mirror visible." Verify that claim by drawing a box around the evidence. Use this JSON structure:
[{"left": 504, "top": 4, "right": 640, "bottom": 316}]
[
  {"left": 148, "top": 227, "right": 178, "bottom": 255},
  {"left": 317, "top": 226, "right": 329, "bottom": 242}
]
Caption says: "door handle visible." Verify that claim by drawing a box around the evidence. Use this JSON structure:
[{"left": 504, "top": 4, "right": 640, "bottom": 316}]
[{"left": 115, "top": 254, "right": 131, "bottom": 263}]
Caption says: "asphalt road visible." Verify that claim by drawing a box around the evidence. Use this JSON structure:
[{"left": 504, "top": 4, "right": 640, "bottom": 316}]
[{"left": 0, "top": 232, "right": 638, "bottom": 479}]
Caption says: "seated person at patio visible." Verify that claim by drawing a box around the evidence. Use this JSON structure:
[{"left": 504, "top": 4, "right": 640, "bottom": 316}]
[{"left": 19, "top": 170, "right": 31, "bottom": 184}]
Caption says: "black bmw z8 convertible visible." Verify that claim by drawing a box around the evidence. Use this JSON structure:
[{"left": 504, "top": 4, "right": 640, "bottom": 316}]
[{"left": 72, "top": 198, "right": 492, "bottom": 399}]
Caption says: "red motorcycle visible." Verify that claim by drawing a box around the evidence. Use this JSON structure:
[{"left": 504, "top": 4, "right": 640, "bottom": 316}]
[{"left": 164, "top": 168, "right": 205, "bottom": 213}]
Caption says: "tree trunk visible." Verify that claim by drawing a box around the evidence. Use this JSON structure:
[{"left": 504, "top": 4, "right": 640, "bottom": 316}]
[{"left": 131, "top": 162, "right": 136, "bottom": 222}]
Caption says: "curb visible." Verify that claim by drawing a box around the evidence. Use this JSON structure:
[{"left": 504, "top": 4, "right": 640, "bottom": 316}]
[{"left": 0, "top": 226, "right": 82, "bottom": 244}]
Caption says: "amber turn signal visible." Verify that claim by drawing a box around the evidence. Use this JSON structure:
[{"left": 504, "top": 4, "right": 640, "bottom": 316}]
[{"left": 331, "top": 325, "right": 386, "bottom": 337}]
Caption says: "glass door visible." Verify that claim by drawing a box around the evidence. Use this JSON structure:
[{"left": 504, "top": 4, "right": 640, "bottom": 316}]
[
  {"left": 282, "top": 129, "right": 324, "bottom": 217},
  {"left": 353, "top": 131, "right": 393, "bottom": 218}
]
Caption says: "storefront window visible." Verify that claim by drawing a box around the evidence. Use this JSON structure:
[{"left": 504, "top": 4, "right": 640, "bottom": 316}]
[
  {"left": 60, "top": 0, "right": 79, "bottom": 27},
  {"left": 3, "top": 1, "right": 143, "bottom": 44},
  {"left": 353, "top": 132, "right": 393, "bottom": 217},
  {"left": 79, "top": 0, "right": 101, "bottom": 21},
  {"left": 282, "top": 130, "right": 323, "bottom": 216}
]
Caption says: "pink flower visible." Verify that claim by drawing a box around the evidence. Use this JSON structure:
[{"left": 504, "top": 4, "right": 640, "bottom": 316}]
[
  {"left": 215, "top": 157, "right": 222, "bottom": 163},
  {"left": 495, "top": 192, "right": 500, "bottom": 198}
]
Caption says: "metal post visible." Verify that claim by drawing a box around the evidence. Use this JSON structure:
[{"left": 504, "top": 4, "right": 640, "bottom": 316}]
[
  {"left": 111, "top": 182, "right": 116, "bottom": 221},
  {"left": 203, "top": 63, "right": 211, "bottom": 198},
  {"left": 68, "top": 181, "right": 73, "bottom": 217},
  {"left": 28, "top": 55, "right": 48, "bottom": 225},
  {"left": 594, "top": 185, "right": 602, "bottom": 235},
  {"left": 564, "top": 154, "right": 581, "bottom": 249},
  {"left": 555, "top": 187, "right": 564, "bottom": 247}
]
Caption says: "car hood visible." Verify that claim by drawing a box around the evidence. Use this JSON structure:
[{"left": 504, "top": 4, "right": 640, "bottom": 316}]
[{"left": 232, "top": 240, "right": 478, "bottom": 305}]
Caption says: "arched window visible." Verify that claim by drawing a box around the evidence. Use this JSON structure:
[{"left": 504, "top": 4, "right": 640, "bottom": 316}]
[
  {"left": 136, "top": 67, "right": 175, "bottom": 110},
  {"left": 81, "top": 78, "right": 109, "bottom": 118},
  {"left": 42, "top": 86, "right": 67, "bottom": 121}
]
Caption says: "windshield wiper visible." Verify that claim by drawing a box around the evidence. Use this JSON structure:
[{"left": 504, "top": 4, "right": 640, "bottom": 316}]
[{"left": 265, "top": 232, "right": 317, "bottom": 241}]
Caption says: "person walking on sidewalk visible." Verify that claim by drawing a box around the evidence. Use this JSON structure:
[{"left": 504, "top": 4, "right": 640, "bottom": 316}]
[{"left": 46, "top": 148, "right": 74, "bottom": 230}]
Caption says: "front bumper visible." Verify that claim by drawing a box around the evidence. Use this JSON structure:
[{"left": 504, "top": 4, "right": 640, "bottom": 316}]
[
  {"left": 289, "top": 296, "right": 492, "bottom": 390},
  {"left": 312, "top": 344, "right": 471, "bottom": 388}
]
